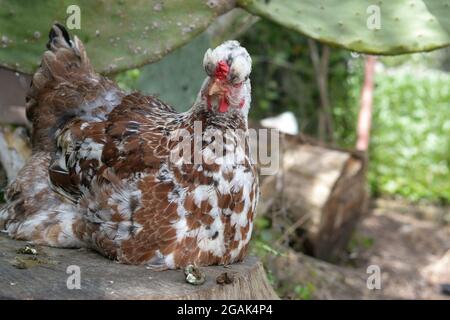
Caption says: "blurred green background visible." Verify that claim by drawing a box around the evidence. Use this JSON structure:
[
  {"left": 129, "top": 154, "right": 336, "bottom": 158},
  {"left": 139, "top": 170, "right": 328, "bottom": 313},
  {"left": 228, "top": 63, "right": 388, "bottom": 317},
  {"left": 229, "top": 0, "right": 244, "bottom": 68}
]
[
  {"left": 116, "top": 19, "right": 450, "bottom": 205},
  {"left": 0, "top": 1, "right": 449, "bottom": 300}
]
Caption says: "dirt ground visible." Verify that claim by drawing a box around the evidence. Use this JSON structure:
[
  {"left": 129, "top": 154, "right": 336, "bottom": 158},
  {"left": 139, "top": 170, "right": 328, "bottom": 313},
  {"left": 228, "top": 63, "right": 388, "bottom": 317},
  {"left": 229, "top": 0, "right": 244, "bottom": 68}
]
[
  {"left": 349, "top": 199, "right": 450, "bottom": 299},
  {"left": 266, "top": 198, "right": 450, "bottom": 300}
]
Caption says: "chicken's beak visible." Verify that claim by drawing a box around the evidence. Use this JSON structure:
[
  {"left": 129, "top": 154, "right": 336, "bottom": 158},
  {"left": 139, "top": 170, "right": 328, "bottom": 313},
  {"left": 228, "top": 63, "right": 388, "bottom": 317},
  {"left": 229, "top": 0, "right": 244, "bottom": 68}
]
[{"left": 208, "top": 80, "right": 222, "bottom": 97}]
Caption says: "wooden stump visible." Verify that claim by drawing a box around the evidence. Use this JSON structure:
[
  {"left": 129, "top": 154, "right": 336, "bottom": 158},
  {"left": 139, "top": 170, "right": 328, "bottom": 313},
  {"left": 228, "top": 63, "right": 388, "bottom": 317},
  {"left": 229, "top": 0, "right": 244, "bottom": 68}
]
[
  {"left": 0, "top": 234, "right": 278, "bottom": 300},
  {"left": 259, "top": 134, "right": 368, "bottom": 261}
]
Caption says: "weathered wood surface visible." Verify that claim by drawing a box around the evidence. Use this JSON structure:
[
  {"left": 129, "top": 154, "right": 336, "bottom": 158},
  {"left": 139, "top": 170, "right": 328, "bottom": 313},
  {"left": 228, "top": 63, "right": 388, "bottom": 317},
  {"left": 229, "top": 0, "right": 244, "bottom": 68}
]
[{"left": 0, "top": 234, "right": 278, "bottom": 300}]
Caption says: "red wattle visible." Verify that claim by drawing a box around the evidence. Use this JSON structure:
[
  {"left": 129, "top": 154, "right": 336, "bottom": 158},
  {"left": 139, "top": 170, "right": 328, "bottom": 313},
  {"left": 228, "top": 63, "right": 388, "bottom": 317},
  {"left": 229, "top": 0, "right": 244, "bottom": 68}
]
[{"left": 219, "top": 96, "right": 229, "bottom": 113}]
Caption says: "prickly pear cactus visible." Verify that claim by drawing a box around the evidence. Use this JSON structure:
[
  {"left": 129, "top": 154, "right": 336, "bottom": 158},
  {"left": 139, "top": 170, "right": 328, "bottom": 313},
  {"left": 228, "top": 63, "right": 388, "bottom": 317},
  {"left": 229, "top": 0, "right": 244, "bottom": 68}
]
[
  {"left": 238, "top": 0, "right": 450, "bottom": 54},
  {"left": 134, "top": 34, "right": 209, "bottom": 111},
  {"left": 1, "top": 0, "right": 449, "bottom": 75},
  {"left": 0, "top": 0, "right": 234, "bottom": 74}
]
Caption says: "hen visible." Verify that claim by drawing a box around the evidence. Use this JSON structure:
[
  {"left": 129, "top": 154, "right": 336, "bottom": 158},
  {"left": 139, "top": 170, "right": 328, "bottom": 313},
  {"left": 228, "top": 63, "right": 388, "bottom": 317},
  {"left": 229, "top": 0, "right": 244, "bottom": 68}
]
[{"left": 0, "top": 24, "right": 258, "bottom": 269}]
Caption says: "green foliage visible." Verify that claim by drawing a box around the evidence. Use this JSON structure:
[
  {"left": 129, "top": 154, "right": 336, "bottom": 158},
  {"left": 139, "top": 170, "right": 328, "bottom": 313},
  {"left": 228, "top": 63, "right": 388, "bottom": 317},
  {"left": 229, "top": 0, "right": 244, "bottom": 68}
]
[
  {"left": 0, "top": 0, "right": 229, "bottom": 74},
  {"left": 254, "top": 215, "right": 271, "bottom": 229},
  {"left": 334, "top": 52, "right": 450, "bottom": 204},
  {"left": 294, "top": 283, "right": 316, "bottom": 300},
  {"left": 240, "top": 20, "right": 351, "bottom": 137},
  {"left": 369, "top": 65, "right": 450, "bottom": 203},
  {"left": 272, "top": 279, "right": 316, "bottom": 300},
  {"left": 238, "top": 0, "right": 450, "bottom": 54},
  {"left": 346, "top": 231, "right": 375, "bottom": 261},
  {"left": 265, "top": 268, "right": 277, "bottom": 287},
  {"left": 250, "top": 216, "right": 283, "bottom": 258},
  {"left": 332, "top": 58, "right": 363, "bottom": 146},
  {"left": 114, "top": 20, "right": 449, "bottom": 206},
  {"left": 115, "top": 68, "right": 141, "bottom": 92},
  {"left": 240, "top": 20, "right": 450, "bottom": 204}
]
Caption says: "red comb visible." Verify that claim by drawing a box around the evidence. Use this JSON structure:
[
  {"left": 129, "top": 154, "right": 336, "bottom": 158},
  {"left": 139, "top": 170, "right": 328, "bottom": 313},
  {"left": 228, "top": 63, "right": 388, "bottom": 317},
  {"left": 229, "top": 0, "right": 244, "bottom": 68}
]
[{"left": 214, "top": 60, "right": 229, "bottom": 81}]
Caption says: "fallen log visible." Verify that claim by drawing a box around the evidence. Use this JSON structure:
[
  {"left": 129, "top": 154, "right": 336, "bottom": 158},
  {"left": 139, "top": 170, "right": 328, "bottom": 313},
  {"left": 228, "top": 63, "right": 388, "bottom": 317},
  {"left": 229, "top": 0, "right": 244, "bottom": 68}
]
[{"left": 259, "top": 133, "right": 369, "bottom": 261}]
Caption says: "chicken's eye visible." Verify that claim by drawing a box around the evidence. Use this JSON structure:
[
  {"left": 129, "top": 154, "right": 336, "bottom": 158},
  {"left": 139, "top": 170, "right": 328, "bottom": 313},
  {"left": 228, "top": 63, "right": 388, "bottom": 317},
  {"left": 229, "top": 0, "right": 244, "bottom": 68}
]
[
  {"left": 205, "top": 63, "right": 215, "bottom": 77},
  {"left": 229, "top": 73, "right": 243, "bottom": 85},
  {"left": 232, "top": 81, "right": 243, "bottom": 88}
]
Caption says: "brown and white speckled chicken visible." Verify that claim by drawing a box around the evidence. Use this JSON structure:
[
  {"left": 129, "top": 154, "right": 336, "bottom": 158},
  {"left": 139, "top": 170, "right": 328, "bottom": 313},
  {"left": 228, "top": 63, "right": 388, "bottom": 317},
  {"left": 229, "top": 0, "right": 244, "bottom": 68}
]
[{"left": 0, "top": 24, "right": 258, "bottom": 269}]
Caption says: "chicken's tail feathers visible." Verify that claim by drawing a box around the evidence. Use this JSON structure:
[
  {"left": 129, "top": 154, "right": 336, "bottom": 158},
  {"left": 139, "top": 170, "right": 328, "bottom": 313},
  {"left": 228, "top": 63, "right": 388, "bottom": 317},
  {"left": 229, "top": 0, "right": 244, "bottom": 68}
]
[
  {"left": 28, "top": 23, "right": 93, "bottom": 99},
  {"left": 27, "top": 23, "right": 93, "bottom": 112},
  {"left": 46, "top": 22, "right": 72, "bottom": 50},
  {"left": 46, "top": 23, "right": 93, "bottom": 72},
  {"left": 26, "top": 23, "right": 105, "bottom": 151}
]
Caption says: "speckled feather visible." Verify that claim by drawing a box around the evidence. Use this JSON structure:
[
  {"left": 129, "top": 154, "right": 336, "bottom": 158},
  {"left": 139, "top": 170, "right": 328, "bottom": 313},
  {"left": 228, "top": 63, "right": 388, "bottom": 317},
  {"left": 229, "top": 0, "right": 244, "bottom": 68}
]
[{"left": 0, "top": 24, "right": 258, "bottom": 269}]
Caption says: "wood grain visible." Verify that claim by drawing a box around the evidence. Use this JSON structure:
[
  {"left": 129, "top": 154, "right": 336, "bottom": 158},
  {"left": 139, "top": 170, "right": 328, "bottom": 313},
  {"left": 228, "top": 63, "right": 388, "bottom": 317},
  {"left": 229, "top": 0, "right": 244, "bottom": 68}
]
[{"left": 0, "top": 234, "right": 278, "bottom": 300}]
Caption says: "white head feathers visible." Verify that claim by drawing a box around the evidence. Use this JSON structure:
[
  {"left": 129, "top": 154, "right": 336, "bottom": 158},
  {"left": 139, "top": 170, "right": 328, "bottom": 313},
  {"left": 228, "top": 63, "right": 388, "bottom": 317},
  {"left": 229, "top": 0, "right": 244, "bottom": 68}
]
[{"left": 203, "top": 40, "right": 252, "bottom": 85}]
